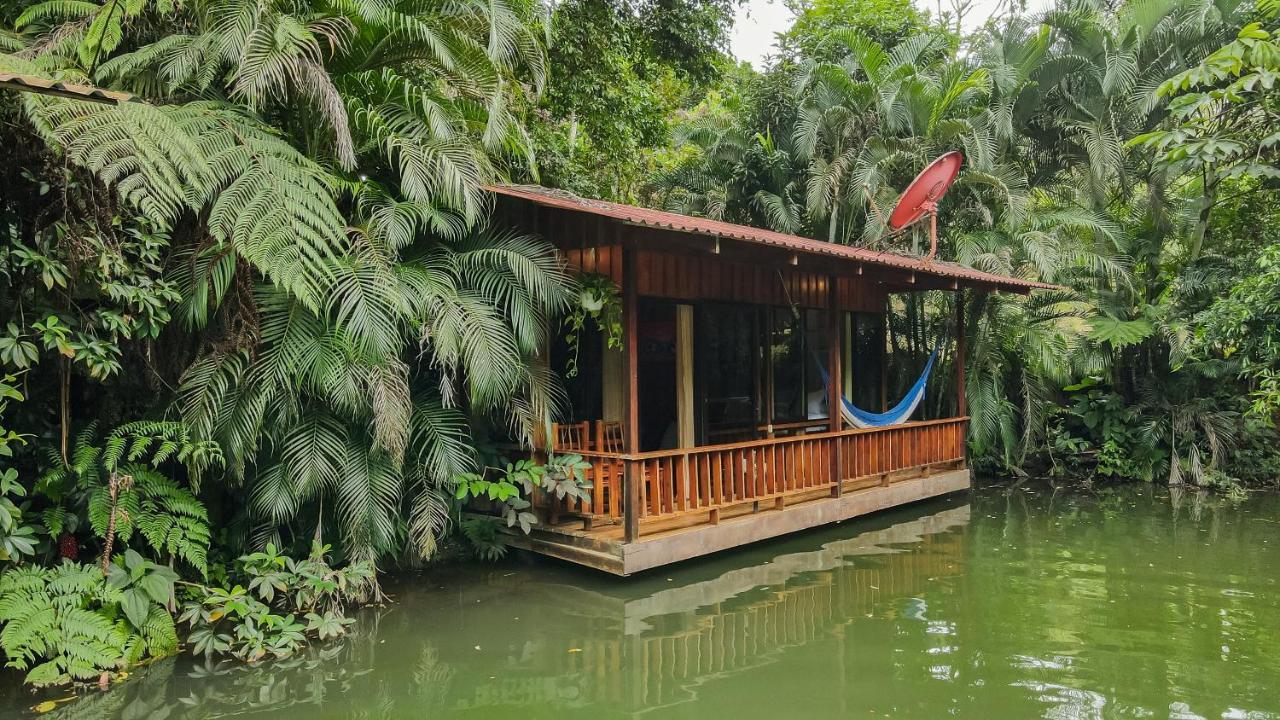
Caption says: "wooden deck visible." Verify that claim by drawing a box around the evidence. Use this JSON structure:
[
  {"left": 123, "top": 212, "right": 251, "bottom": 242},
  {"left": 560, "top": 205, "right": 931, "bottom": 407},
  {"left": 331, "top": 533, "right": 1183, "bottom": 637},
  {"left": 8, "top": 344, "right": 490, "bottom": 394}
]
[{"left": 505, "top": 418, "right": 970, "bottom": 575}]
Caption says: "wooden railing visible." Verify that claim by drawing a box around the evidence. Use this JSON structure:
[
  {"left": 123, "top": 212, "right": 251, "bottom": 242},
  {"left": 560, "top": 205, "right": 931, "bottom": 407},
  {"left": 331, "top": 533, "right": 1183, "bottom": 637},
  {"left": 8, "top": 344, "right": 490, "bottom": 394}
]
[
  {"left": 550, "top": 417, "right": 968, "bottom": 535},
  {"left": 704, "top": 418, "right": 831, "bottom": 443}
]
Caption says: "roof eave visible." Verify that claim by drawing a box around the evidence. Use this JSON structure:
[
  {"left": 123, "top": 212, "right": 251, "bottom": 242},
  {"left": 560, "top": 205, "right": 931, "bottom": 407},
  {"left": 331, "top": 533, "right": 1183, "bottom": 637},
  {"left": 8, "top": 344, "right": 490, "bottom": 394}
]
[{"left": 486, "top": 184, "right": 1060, "bottom": 295}]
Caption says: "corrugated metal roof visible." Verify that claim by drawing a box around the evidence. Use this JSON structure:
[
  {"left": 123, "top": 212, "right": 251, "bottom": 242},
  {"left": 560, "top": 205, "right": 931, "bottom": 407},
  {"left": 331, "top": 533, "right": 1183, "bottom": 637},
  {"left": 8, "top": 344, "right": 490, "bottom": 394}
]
[
  {"left": 487, "top": 184, "right": 1057, "bottom": 294},
  {"left": 0, "top": 72, "right": 136, "bottom": 105}
]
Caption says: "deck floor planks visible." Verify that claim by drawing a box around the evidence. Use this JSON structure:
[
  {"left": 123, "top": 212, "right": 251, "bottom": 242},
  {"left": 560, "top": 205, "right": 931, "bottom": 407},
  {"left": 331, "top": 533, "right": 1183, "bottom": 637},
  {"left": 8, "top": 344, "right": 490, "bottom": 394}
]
[{"left": 509, "top": 465, "right": 969, "bottom": 575}]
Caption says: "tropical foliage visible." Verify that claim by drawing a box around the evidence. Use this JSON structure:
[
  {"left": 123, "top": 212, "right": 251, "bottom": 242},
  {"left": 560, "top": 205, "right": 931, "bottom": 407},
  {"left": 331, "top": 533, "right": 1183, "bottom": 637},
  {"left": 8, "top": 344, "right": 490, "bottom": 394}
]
[
  {"left": 0, "top": 0, "right": 575, "bottom": 574},
  {"left": 0, "top": 0, "right": 1277, "bottom": 691},
  {"left": 647, "top": 0, "right": 1280, "bottom": 489},
  {"left": 180, "top": 542, "right": 374, "bottom": 663},
  {"left": 0, "top": 0, "right": 586, "bottom": 687},
  {"left": 0, "top": 552, "right": 178, "bottom": 686}
]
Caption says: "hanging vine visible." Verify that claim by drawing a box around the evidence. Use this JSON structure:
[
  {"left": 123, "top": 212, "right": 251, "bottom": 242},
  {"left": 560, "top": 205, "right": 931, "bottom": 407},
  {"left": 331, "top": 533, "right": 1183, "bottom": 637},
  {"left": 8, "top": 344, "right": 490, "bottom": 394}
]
[{"left": 562, "top": 273, "right": 622, "bottom": 378}]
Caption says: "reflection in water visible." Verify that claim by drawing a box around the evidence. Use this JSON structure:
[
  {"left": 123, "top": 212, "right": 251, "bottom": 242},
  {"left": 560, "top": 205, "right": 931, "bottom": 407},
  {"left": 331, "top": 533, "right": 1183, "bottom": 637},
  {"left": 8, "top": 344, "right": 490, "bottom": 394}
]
[{"left": 6, "top": 483, "right": 1280, "bottom": 719}]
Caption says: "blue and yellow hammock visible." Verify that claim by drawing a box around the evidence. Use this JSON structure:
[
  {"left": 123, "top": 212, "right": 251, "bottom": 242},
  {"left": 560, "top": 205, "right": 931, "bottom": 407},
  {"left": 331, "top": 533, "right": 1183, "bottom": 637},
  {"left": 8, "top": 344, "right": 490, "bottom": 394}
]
[{"left": 812, "top": 349, "right": 938, "bottom": 429}]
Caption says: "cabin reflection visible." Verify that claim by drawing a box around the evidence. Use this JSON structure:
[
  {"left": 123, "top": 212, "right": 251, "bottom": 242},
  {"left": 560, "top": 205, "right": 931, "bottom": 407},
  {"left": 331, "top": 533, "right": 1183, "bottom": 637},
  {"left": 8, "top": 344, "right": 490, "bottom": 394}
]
[{"left": 460, "top": 504, "right": 968, "bottom": 714}]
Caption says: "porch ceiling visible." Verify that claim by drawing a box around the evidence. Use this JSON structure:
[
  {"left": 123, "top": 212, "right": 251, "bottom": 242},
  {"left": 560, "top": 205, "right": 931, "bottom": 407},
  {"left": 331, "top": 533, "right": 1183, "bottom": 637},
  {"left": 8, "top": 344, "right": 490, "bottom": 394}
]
[{"left": 487, "top": 184, "right": 1057, "bottom": 295}]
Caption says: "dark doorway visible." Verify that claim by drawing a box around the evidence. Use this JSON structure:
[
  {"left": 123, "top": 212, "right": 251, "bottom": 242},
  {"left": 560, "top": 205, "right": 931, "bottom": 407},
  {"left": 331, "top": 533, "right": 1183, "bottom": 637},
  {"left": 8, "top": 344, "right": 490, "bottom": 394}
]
[
  {"left": 637, "top": 300, "right": 677, "bottom": 450},
  {"left": 698, "top": 303, "right": 759, "bottom": 444},
  {"left": 553, "top": 322, "right": 603, "bottom": 423},
  {"left": 851, "top": 313, "right": 886, "bottom": 412}
]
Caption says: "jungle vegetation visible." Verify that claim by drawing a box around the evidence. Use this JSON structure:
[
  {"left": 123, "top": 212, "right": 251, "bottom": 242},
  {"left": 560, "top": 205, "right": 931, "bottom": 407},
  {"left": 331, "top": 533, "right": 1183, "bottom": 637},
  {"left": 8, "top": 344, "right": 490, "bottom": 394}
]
[{"left": 0, "top": 0, "right": 1276, "bottom": 688}]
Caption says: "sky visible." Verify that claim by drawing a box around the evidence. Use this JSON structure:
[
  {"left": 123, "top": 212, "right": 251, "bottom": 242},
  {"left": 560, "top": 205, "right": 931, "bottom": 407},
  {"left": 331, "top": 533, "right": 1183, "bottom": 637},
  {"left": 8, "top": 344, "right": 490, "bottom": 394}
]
[{"left": 729, "top": 0, "right": 1053, "bottom": 68}]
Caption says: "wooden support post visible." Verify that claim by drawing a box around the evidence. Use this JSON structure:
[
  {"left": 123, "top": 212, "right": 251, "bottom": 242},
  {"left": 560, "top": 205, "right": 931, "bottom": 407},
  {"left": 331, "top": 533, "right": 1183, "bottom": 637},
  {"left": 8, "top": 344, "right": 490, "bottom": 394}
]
[
  {"left": 843, "top": 312, "right": 854, "bottom": 399},
  {"left": 955, "top": 290, "right": 967, "bottom": 417},
  {"left": 601, "top": 338, "right": 624, "bottom": 423},
  {"left": 623, "top": 244, "right": 641, "bottom": 543},
  {"left": 675, "top": 304, "right": 695, "bottom": 449},
  {"left": 827, "top": 277, "right": 843, "bottom": 497},
  {"left": 763, "top": 307, "right": 775, "bottom": 437}
]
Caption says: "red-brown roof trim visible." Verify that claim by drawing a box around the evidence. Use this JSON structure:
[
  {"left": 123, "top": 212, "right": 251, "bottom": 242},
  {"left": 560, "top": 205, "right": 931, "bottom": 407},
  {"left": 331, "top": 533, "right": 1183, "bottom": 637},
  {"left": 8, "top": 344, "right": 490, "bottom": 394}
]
[
  {"left": 487, "top": 184, "right": 1057, "bottom": 294},
  {"left": 0, "top": 72, "right": 136, "bottom": 105}
]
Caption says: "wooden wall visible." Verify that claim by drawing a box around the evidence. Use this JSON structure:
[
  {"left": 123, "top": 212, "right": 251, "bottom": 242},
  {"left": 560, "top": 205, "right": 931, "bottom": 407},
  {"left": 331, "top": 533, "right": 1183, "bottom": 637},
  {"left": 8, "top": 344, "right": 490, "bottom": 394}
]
[
  {"left": 492, "top": 196, "right": 887, "bottom": 313},
  {"left": 562, "top": 245, "right": 885, "bottom": 313}
]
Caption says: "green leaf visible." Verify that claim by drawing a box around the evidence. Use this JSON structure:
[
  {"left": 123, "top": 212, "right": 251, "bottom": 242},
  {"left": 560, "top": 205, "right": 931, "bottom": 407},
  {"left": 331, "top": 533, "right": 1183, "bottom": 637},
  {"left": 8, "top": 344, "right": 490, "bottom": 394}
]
[
  {"left": 138, "top": 571, "right": 173, "bottom": 604},
  {"left": 24, "top": 660, "right": 64, "bottom": 687},
  {"left": 120, "top": 587, "right": 151, "bottom": 629},
  {"left": 1087, "top": 317, "right": 1154, "bottom": 349}
]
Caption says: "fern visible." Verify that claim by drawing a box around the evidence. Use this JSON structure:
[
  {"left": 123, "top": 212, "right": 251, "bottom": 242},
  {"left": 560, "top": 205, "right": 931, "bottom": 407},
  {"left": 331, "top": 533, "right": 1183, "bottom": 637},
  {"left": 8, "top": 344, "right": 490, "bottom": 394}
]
[
  {"left": 0, "top": 562, "right": 132, "bottom": 687},
  {"left": 40, "top": 421, "right": 214, "bottom": 577},
  {"left": 14, "top": 0, "right": 101, "bottom": 30},
  {"left": 104, "top": 420, "right": 223, "bottom": 483},
  {"left": 459, "top": 516, "right": 507, "bottom": 562},
  {"left": 12, "top": 92, "right": 350, "bottom": 313},
  {"left": 139, "top": 604, "right": 178, "bottom": 655},
  {"left": 112, "top": 467, "right": 212, "bottom": 577}
]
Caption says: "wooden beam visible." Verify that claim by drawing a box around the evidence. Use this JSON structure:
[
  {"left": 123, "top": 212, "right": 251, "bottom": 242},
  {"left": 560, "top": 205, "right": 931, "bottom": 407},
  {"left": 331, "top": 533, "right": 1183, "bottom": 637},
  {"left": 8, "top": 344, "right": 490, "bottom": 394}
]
[
  {"left": 675, "top": 304, "right": 695, "bottom": 448},
  {"left": 879, "top": 309, "right": 889, "bottom": 412},
  {"left": 622, "top": 243, "right": 641, "bottom": 543},
  {"left": 843, "top": 312, "right": 854, "bottom": 399}
]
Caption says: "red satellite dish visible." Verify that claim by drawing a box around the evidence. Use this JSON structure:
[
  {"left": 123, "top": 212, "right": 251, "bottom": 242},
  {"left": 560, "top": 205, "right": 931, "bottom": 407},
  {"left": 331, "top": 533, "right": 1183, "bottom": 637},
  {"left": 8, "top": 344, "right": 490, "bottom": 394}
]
[
  {"left": 884, "top": 151, "right": 963, "bottom": 259},
  {"left": 888, "top": 151, "right": 963, "bottom": 230}
]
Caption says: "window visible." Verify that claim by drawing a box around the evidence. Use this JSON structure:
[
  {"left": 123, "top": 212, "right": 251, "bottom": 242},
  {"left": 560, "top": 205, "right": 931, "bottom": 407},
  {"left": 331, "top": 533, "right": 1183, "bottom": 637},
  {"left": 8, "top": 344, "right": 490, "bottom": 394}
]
[
  {"left": 851, "top": 313, "right": 885, "bottom": 412},
  {"left": 804, "top": 309, "right": 830, "bottom": 421},
  {"left": 699, "top": 304, "right": 759, "bottom": 437},
  {"left": 769, "top": 308, "right": 803, "bottom": 422},
  {"left": 769, "top": 308, "right": 831, "bottom": 424}
]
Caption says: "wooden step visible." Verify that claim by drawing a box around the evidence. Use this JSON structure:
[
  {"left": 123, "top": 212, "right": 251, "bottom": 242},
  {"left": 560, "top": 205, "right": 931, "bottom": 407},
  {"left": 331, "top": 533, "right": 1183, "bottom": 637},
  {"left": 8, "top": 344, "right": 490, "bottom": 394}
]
[
  {"left": 507, "top": 533, "right": 625, "bottom": 575},
  {"left": 526, "top": 524, "right": 622, "bottom": 556}
]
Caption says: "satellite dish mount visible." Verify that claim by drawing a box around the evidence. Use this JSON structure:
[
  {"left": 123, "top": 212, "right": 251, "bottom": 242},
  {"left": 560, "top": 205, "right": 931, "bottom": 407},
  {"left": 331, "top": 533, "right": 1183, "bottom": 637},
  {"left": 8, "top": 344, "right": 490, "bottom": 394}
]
[{"left": 884, "top": 151, "right": 963, "bottom": 260}]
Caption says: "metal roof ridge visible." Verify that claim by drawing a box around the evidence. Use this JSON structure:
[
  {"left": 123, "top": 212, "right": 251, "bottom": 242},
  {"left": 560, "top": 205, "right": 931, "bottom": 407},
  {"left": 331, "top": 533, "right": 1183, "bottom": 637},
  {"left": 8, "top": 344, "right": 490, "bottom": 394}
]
[{"left": 485, "top": 183, "right": 1060, "bottom": 292}]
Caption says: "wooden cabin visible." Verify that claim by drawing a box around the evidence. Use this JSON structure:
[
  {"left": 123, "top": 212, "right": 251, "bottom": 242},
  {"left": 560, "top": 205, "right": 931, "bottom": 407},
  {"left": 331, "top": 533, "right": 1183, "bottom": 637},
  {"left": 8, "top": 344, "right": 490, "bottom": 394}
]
[{"left": 486, "top": 184, "right": 1050, "bottom": 575}]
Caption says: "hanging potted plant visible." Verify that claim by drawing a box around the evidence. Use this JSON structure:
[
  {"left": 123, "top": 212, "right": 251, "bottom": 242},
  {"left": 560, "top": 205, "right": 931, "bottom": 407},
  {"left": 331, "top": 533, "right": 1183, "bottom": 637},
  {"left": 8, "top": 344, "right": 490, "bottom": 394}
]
[{"left": 562, "top": 273, "right": 622, "bottom": 378}]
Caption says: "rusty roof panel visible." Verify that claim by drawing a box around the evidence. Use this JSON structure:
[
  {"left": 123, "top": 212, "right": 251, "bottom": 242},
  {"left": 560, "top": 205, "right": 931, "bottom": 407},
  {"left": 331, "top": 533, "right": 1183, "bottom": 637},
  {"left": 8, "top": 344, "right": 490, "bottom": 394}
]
[
  {"left": 486, "top": 184, "right": 1057, "bottom": 293},
  {"left": 0, "top": 72, "right": 136, "bottom": 105}
]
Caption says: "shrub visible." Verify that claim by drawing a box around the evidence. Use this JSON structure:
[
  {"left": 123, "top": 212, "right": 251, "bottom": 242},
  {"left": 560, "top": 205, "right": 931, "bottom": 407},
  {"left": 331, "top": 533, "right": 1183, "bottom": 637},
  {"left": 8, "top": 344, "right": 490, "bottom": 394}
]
[
  {"left": 180, "top": 543, "right": 375, "bottom": 663},
  {"left": 0, "top": 552, "right": 177, "bottom": 687}
]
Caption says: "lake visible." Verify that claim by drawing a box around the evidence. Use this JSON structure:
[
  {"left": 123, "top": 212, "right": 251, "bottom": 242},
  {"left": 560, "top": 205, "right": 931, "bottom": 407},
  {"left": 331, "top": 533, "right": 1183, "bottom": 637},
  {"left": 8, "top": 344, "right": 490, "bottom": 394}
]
[{"left": 4, "top": 480, "right": 1279, "bottom": 718}]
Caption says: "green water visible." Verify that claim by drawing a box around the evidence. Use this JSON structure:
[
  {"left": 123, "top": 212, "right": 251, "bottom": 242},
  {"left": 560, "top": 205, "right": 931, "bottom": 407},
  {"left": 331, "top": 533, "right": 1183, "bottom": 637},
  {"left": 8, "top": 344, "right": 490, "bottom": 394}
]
[{"left": 5, "top": 481, "right": 1280, "bottom": 719}]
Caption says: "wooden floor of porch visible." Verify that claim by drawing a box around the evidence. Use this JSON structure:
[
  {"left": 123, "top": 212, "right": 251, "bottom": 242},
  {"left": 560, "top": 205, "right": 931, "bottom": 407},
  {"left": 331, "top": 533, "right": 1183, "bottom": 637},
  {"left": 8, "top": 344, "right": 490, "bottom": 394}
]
[{"left": 504, "top": 418, "right": 971, "bottom": 575}]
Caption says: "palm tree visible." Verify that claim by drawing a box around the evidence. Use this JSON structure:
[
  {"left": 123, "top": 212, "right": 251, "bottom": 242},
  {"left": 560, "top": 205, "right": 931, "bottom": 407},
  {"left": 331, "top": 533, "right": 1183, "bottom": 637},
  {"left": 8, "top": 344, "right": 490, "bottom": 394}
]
[
  {"left": 649, "top": 108, "right": 808, "bottom": 235},
  {"left": 1033, "top": 0, "right": 1244, "bottom": 208},
  {"left": 1, "top": 0, "right": 572, "bottom": 562}
]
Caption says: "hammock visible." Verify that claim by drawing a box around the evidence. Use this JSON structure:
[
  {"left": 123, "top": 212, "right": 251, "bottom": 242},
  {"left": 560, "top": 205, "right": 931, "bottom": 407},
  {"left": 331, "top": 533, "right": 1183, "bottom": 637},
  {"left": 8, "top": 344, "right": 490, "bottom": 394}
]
[{"left": 812, "top": 348, "right": 938, "bottom": 428}]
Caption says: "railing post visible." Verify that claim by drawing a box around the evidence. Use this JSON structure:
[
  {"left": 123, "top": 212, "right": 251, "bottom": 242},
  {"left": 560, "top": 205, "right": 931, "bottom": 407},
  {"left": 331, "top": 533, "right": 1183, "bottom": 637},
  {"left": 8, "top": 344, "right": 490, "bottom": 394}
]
[{"left": 624, "top": 459, "right": 640, "bottom": 542}]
